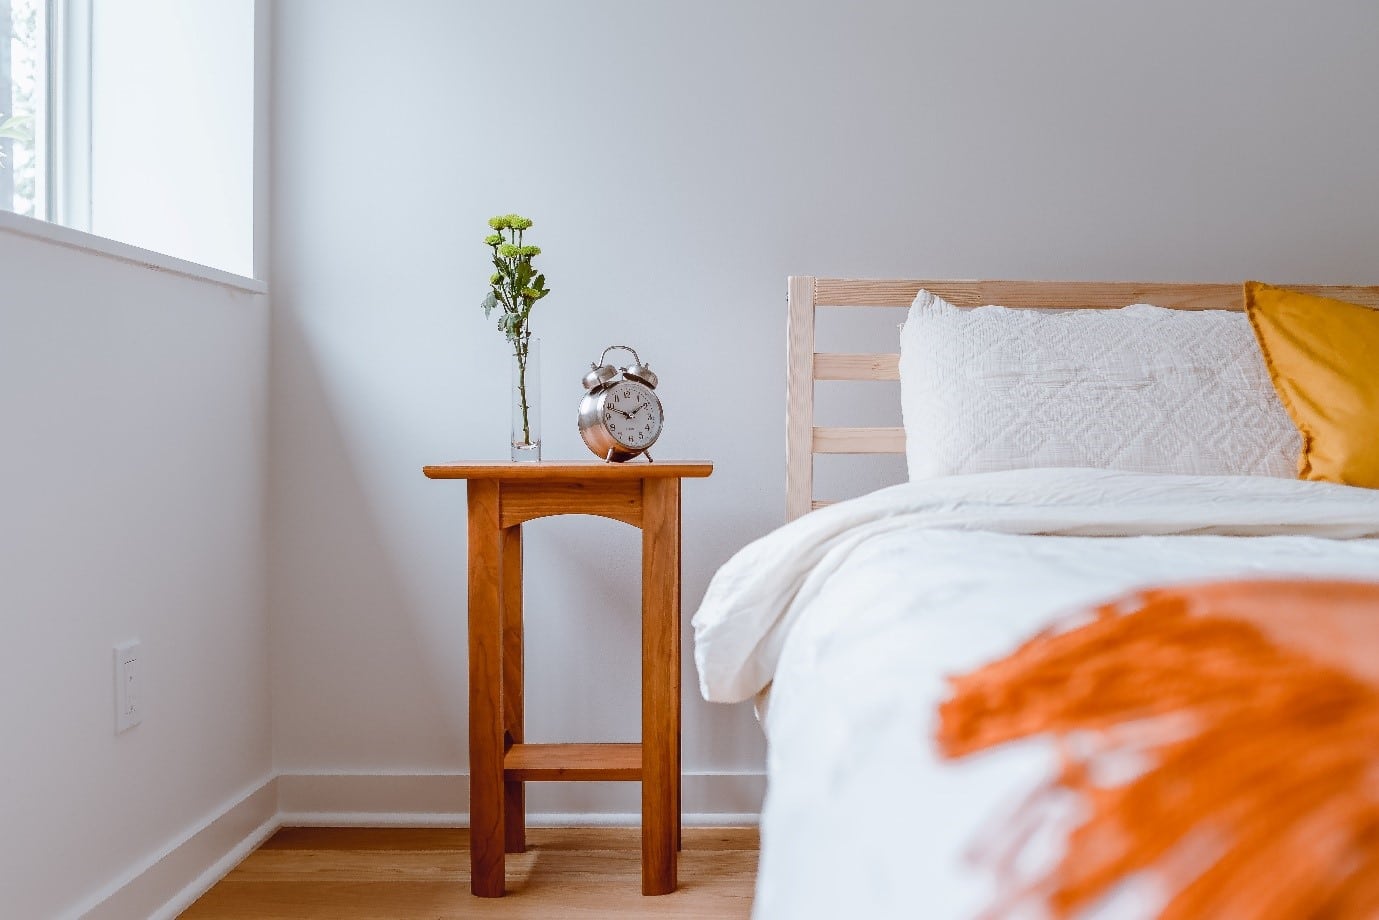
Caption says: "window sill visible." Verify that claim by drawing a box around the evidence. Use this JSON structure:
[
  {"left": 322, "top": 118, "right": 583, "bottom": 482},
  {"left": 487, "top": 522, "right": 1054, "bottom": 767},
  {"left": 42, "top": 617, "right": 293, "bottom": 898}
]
[{"left": 0, "top": 210, "right": 266, "bottom": 294}]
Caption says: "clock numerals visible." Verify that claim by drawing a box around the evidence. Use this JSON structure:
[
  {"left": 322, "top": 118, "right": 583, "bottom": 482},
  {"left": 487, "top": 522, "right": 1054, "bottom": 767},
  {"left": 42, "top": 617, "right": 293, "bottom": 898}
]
[{"left": 602, "top": 382, "right": 661, "bottom": 450}]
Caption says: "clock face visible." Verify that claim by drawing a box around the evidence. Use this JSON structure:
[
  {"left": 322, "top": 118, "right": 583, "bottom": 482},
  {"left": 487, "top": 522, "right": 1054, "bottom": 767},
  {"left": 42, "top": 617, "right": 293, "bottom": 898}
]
[{"left": 601, "top": 381, "right": 663, "bottom": 450}]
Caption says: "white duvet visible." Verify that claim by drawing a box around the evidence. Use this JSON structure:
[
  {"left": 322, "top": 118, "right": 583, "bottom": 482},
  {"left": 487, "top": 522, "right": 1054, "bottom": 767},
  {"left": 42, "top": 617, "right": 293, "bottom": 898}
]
[{"left": 692, "top": 469, "right": 1379, "bottom": 920}]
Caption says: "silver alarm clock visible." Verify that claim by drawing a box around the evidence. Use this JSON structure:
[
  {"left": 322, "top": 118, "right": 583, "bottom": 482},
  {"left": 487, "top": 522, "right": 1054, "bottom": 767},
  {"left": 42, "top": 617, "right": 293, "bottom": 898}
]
[{"left": 578, "top": 345, "right": 664, "bottom": 462}]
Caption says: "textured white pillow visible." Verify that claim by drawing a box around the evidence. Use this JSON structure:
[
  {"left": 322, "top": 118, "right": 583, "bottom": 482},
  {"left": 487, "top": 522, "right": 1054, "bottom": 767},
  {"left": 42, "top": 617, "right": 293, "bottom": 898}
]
[{"left": 898, "top": 290, "right": 1300, "bottom": 480}]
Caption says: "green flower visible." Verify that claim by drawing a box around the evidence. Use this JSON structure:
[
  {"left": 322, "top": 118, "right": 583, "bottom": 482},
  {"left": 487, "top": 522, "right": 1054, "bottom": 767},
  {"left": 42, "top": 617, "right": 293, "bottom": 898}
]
[
  {"left": 506, "top": 215, "right": 533, "bottom": 230},
  {"left": 518, "top": 245, "right": 541, "bottom": 257},
  {"left": 490, "top": 273, "right": 501, "bottom": 284},
  {"left": 488, "top": 215, "right": 510, "bottom": 230},
  {"left": 521, "top": 287, "right": 540, "bottom": 300},
  {"left": 497, "top": 243, "right": 520, "bottom": 258},
  {"left": 484, "top": 233, "right": 503, "bottom": 246}
]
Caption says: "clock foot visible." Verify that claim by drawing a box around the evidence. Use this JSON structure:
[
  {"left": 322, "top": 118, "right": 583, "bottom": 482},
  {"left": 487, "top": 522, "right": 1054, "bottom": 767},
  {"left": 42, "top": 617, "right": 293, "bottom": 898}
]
[
  {"left": 605, "top": 448, "right": 615, "bottom": 463},
  {"left": 643, "top": 451, "right": 655, "bottom": 463}
]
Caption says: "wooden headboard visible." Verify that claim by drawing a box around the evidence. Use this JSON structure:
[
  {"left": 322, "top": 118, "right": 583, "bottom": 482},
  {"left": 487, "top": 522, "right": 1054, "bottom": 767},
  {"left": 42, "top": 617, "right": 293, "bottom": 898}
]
[{"left": 786, "top": 277, "right": 1379, "bottom": 521}]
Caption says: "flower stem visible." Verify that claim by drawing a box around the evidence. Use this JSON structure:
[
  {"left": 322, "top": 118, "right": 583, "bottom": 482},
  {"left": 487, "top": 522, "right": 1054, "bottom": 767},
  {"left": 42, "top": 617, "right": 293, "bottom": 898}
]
[{"left": 515, "top": 332, "right": 531, "bottom": 445}]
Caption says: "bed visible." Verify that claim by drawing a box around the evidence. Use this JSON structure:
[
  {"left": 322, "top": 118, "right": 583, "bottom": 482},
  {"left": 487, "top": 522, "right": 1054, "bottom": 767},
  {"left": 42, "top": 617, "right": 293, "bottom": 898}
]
[{"left": 693, "top": 278, "right": 1379, "bottom": 919}]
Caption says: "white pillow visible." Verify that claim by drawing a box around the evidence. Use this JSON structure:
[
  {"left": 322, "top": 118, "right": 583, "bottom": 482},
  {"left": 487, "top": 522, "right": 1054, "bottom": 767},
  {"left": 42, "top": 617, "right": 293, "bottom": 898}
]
[{"left": 898, "top": 290, "right": 1300, "bottom": 480}]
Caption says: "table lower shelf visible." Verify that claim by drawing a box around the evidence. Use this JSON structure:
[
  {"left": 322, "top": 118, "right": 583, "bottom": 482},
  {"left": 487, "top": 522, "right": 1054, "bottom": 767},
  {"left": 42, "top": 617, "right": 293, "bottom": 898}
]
[{"left": 503, "top": 742, "right": 643, "bottom": 782}]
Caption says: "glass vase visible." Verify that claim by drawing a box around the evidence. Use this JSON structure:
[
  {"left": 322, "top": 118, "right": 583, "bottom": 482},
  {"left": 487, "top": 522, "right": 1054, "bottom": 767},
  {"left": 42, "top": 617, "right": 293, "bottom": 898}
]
[{"left": 511, "top": 336, "right": 541, "bottom": 461}]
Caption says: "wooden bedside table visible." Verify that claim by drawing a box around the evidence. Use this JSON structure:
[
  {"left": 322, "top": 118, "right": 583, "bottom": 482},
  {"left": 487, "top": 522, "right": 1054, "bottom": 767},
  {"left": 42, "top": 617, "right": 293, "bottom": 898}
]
[{"left": 422, "top": 460, "right": 714, "bottom": 897}]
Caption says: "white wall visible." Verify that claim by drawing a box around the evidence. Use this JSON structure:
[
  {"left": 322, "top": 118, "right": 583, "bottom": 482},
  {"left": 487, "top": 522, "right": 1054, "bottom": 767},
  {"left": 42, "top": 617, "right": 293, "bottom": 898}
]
[
  {"left": 92, "top": 0, "right": 256, "bottom": 278},
  {"left": 0, "top": 220, "right": 271, "bottom": 918},
  {"left": 268, "top": 0, "right": 1379, "bottom": 811}
]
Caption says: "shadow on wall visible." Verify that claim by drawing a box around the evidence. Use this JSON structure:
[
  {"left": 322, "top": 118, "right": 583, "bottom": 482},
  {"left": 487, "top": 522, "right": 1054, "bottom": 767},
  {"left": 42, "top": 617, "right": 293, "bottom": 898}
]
[{"left": 268, "top": 300, "right": 465, "bottom": 770}]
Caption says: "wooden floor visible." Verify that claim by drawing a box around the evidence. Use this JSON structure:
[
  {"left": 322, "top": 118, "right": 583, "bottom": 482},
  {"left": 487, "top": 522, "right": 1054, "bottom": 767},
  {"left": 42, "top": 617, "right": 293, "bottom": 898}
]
[{"left": 182, "top": 826, "right": 759, "bottom": 918}]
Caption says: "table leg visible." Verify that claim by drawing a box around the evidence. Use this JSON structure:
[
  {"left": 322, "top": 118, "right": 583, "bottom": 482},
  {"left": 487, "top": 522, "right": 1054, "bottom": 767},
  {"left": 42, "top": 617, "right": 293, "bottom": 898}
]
[
  {"left": 641, "top": 478, "right": 681, "bottom": 896},
  {"left": 674, "top": 481, "right": 683, "bottom": 853},
  {"left": 467, "top": 481, "right": 505, "bottom": 897},
  {"left": 502, "top": 524, "right": 525, "bottom": 854}
]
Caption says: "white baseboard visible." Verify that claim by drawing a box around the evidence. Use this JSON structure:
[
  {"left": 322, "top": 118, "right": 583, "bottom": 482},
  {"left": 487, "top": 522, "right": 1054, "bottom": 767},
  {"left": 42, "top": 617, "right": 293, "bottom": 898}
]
[
  {"left": 74, "top": 776, "right": 279, "bottom": 920},
  {"left": 74, "top": 770, "right": 763, "bottom": 919},
  {"left": 147, "top": 813, "right": 281, "bottom": 920}
]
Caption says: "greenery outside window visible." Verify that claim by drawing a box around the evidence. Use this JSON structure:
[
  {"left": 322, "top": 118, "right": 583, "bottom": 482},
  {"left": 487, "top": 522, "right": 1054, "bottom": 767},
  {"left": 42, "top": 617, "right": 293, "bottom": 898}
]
[{"left": 0, "top": 0, "right": 46, "bottom": 218}]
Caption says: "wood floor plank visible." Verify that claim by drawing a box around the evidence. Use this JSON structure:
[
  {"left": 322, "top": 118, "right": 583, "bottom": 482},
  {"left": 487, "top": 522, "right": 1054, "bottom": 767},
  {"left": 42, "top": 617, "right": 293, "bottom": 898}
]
[{"left": 182, "top": 826, "right": 758, "bottom": 918}]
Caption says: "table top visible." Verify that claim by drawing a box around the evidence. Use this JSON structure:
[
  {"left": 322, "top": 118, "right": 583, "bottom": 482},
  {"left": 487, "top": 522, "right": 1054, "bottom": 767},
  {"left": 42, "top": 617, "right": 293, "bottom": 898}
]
[{"left": 423, "top": 460, "right": 714, "bottom": 481}]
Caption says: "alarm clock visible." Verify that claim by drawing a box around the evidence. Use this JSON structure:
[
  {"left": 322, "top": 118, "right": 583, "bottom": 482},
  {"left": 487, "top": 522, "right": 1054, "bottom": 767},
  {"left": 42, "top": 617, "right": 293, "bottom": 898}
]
[{"left": 578, "top": 345, "right": 664, "bottom": 462}]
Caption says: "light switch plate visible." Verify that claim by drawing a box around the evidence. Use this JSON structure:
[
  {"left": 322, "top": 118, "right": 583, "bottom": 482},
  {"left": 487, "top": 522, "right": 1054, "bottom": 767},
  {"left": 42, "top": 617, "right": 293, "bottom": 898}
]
[{"left": 114, "top": 640, "right": 142, "bottom": 733}]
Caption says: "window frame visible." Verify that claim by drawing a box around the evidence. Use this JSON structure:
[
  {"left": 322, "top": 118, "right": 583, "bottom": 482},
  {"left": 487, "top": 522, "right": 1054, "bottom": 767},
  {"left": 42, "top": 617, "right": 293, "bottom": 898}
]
[{"left": 45, "top": 0, "right": 89, "bottom": 230}]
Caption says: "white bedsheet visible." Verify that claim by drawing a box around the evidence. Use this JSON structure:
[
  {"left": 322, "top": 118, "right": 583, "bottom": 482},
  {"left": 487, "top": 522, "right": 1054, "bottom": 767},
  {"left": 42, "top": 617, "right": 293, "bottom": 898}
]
[{"left": 691, "top": 469, "right": 1379, "bottom": 919}]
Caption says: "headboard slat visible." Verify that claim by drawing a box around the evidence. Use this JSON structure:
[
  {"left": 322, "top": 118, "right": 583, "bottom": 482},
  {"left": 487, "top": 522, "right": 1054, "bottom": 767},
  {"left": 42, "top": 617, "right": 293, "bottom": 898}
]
[
  {"left": 813, "top": 353, "right": 901, "bottom": 381},
  {"left": 813, "top": 278, "right": 1379, "bottom": 310},
  {"left": 813, "top": 426, "right": 906, "bottom": 454}
]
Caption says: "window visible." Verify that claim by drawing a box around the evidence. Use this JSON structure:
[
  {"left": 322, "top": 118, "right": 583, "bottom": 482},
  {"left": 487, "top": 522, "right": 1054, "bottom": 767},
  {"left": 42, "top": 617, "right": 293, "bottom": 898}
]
[
  {"left": 1, "top": 0, "right": 254, "bottom": 279},
  {"left": 1, "top": 0, "right": 47, "bottom": 219}
]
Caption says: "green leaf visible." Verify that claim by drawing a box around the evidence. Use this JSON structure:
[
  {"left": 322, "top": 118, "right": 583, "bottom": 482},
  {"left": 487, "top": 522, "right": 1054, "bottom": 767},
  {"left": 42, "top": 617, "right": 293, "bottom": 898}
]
[
  {"left": 480, "top": 291, "right": 498, "bottom": 318},
  {"left": 0, "top": 114, "right": 33, "bottom": 143}
]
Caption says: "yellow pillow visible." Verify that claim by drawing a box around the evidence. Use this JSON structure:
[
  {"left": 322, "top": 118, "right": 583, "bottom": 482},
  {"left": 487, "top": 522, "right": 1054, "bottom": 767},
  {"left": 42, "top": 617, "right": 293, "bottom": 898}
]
[{"left": 1245, "top": 281, "right": 1379, "bottom": 488}]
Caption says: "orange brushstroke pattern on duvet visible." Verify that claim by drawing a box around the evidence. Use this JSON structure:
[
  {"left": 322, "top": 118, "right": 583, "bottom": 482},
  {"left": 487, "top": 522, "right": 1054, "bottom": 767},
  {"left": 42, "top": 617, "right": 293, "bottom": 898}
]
[{"left": 937, "top": 579, "right": 1379, "bottom": 920}]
